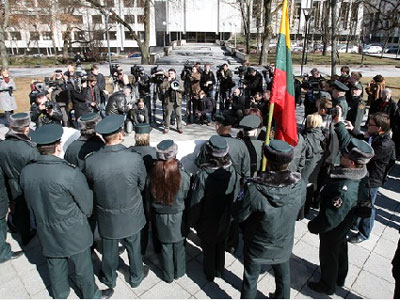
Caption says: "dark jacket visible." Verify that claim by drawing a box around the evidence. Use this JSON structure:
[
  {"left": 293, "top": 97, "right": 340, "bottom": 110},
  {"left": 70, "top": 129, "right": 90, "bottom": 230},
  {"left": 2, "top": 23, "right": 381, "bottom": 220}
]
[
  {"left": 200, "top": 71, "right": 216, "bottom": 94},
  {"left": 83, "top": 85, "right": 101, "bottom": 111},
  {"left": 0, "top": 167, "right": 7, "bottom": 219},
  {"left": 30, "top": 101, "right": 63, "bottom": 128},
  {"left": 197, "top": 96, "right": 214, "bottom": 115},
  {"left": 190, "top": 162, "right": 240, "bottom": 242},
  {"left": 130, "top": 145, "right": 156, "bottom": 173},
  {"left": 219, "top": 69, "right": 234, "bottom": 91},
  {"left": 130, "top": 107, "right": 149, "bottom": 125},
  {"left": 160, "top": 79, "right": 185, "bottom": 106},
  {"left": 242, "top": 136, "right": 264, "bottom": 177},
  {"left": 0, "top": 131, "right": 38, "bottom": 203},
  {"left": 20, "top": 155, "right": 93, "bottom": 258},
  {"left": 346, "top": 96, "right": 366, "bottom": 134},
  {"left": 84, "top": 144, "right": 147, "bottom": 239},
  {"left": 71, "top": 89, "right": 92, "bottom": 118},
  {"left": 244, "top": 72, "right": 263, "bottom": 97},
  {"left": 238, "top": 171, "right": 306, "bottom": 264},
  {"left": 288, "top": 132, "right": 306, "bottom": 173},
  {"left": 150, "top": 169, "right": 191, "bottom": 243},
  {"left": 302, "top": 127, "right": 325, "bottom": 184},
  {"left": 93, "top": 72, "right": 106, "bottom": 91},
  {"left": 106, "top": 91, "right": 130, "bottom": 116},
  {"left": 64, "top": 135, "right": 104, "bottom": 170},
  {"left": 369, "top": 97, "right": 397, "bottom": 126}
]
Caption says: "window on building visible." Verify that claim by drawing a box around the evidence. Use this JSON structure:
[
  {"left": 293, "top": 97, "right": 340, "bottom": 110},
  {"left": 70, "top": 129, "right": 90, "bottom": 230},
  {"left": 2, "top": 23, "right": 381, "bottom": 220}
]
[
  {"left": 351, "top": 4, "right": 359, "bottom": 22},
  {"left": 74, "top": 31, "right": 85, "bottom": 40},
  {"left": 105, "top": 0, "right": 114, "bottom": 7},
  {"left": 340, "top": 2, "right": 350, "bottom": 29},
  {"left": 29, "top": 31, "right": 39, "bottom": 40},
  {"left": 137, "top": 15, "right": 145, "bottom": 24},
  {"left": 313, "top": 1, "right": 320, "bottom": 28},
  {"left": 136, "top": 0, "right": 144, "bottom": 7},
  {"left": 42, "top": 32, "right": 52, "bottom": 40},
  {"left": 124, "top": 15, "right": 135, "bottom": 23},
  {"left": 93, "top": 31, "right": 105, "bottom": 40},
  {"left": 92, "top": 15, "right": 103, "bottom": 24},
  {"left": 125, "top": 31, "right": 133, "bottom": 40},
  {"left": 123, "top": 0, "right": 135, "bottom": 7},
  {"left": 9, "top": 32, "right": 21, "bottom": 40},
  {"left": 73, "top": 15, "right": 83, "bottom": 24},
  {"left": 109, "top": 31, "right": 117, "bottom": 40},
  {"left": 293, "top": 3, "right": 301, "bottom": 19}
]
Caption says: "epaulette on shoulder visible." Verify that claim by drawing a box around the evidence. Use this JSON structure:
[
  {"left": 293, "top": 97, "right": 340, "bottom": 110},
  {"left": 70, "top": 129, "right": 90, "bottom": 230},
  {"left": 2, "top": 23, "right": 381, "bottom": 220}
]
[
  {"left": 65, "top": 161, "right": 78, "bottom": 169},
  {"left": 84, "top": 152, "right": 94, "bottom": 160}
]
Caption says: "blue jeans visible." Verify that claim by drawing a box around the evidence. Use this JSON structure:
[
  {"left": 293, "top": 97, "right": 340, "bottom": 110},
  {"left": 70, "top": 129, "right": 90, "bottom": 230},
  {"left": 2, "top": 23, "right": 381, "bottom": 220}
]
[{"left": 355, "top": 187, "right": 379, "bottom": 240}]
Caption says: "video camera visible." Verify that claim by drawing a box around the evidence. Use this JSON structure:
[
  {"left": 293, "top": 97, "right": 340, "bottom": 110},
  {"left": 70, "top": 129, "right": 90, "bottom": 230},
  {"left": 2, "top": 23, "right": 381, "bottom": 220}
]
[
  {"left": 131, "top": 65, "right": 144, "bottom": 77},
  {"left": 44, "top": 100, "right": 54, "bottom": 110},
  {"left": 262, "top": 65, "right": 274, "bottom": 80},
  {"left": 110, "top": 63, "right": 122, "bottom": 80},
  {"left": 0, "top": 86, "right": 13, "bottom": 96},
  {"left": 216, "top": 64, "right": 225, "bottom": 81},
  {"left": 326, "top": 107, "right": 338, "bottom": 116},
  {"left": 234, "top": 66, "right": 247, "bottom": 78},
  {"left": 180, "top": 63, "right": 192, "bottom": 81},
  {"left": 151, "top": 66, "right": 165, "bottom": 84}
]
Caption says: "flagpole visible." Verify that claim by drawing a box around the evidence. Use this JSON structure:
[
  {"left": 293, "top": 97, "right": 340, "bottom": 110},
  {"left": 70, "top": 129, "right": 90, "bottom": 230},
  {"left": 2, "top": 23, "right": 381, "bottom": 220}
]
[{"left": 261, "top": 102, "right": 274, "bottom": 171}]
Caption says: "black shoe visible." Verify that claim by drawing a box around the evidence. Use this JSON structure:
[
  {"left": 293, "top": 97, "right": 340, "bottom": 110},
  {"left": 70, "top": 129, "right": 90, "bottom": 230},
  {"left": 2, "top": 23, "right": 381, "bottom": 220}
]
[
  {"left": 307, "top": 281, "right": 334, "bottom": 295},
  {"left": 0, "top": 251, "right": 23, "bottom": 264},
  {"left": 348, "top": 234, "right": 365, "bottom": 244},
  {"left": 100, "top": 288, "right": 114, "bottom": 299}
]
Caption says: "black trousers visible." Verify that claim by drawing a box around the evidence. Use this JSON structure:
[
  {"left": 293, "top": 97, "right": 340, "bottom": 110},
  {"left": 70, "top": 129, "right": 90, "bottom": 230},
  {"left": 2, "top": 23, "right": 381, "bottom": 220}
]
[
  {"left": 13, "top": 199, "right": 32, "bottom": 245},
  {"left": 201, "top": 239, "right": 225, "bottom": 281},
  {"left": 241, "top": 257, "right": 290, "bottom": 299}
]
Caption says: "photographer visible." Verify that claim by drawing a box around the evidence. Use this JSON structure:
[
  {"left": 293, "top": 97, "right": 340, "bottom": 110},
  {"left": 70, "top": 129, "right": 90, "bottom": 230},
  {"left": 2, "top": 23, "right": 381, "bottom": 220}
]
[
  {"left": 194, "top": 90, "right": 213, "bottom": 125},
  {"left": 106, "top": 87, "right": 134, "bottom": 117},
  {"left": 243, "top": 67, "right": 263, "bottom": 99},
  {"left": 230, "top": 88, "right": 246, "bottom": 121},
  {"left": 180, "top": 64, "right": 192, "bottom": 106},
  {"left": 201, "top": 64, "right": 216, "bottom": 99},
  {"left": 30, "top": 92, "right": 62, "bottom": 128},
  {"left": 262, "top": 65, "right": 274, "bottom": 91},
  {"left": 49, "top": 69, "right": 69, "bottom": 126},
  {"left": 90, "top": 64, "right": 108, "bottom": 118},
  {"left": 0, "top": 68, "right": 17, "bottom": 126},
  {"left": 110, "top": 65, "right": 129, "bottom": 93},
  {"left": 132, "top": 66, "right": 152, "bottom": 123},
  {"left": 188, "top": 66, "right": 202, "bottom": 124},
  {"left": 83, "top": 75, "right": 101, "bottom": 114},
  {"left": 218, "top": 64, "right": 235, "bottom": 111}
]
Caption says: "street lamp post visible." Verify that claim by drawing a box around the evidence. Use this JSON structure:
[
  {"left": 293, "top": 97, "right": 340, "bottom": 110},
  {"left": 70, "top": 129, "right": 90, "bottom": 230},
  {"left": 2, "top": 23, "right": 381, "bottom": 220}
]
[
  {"left": 300, "top": 7, "right": 312, "bottom": 76},
  {"left": 103, "top": 10, "right": 113, "bottom": 75}
]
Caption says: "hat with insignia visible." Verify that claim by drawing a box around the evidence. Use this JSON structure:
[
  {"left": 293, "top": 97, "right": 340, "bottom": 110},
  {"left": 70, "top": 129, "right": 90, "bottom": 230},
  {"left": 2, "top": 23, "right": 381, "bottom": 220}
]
[
  {"left": 264, "top": 139, "right": 294, "bottom": 164},
  {"left": 318, "top": 91, "right": 332, "bottom": 100},
  {"left": 342, "top": 138, "right": 374, "bottom": 165},
  {"left": 239, "top": 115, "right": 260, "bottom": 131},
  {"left": 78, "top": 113, "right": 102, "bottom": 135},
  {"left": 207, "top": 135, "right": 229, "bottom": 158},
  {"left": 31, "top": 124, "right": 63, "bottom": 145},
  {"left": 135, "top": 123, "right": 152, "bottom": 134},
  {"left": 9, "top": 112, "right": 31, "bottom": 128},
  {"left": 331, "top": 80, "right": 349, "bottom": 92},
  {"left": 214, "top": 111, "right": 235, "bottom": 126},
  {"left": 351, "top": 82, "right": 363, "bottom": 91},
  {"left": 95, "top": 115, "right": 124, "bottom": 135},
  {"left": 156, "top": 140, "right": 178, "bottom": 160}
]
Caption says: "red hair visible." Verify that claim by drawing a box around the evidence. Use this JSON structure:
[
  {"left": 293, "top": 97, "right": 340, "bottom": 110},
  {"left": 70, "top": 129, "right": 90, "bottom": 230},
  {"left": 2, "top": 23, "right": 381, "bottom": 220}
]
[{"left": 150, "top": 159, "right": 181, "bottom": 205}]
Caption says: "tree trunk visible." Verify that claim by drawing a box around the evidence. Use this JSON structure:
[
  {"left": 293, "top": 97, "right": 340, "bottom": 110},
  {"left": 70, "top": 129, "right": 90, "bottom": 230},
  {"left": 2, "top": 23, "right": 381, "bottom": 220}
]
[
  {"left": 62, "top": 30, "right": 71, "bottom": 60},
  {"left": 0, "top": 0, "right": 10, "bottom": 68},
  {"left": 141, "top": 0, "right": 151, "bottom": 64},
  {"left": 322, "top": 1, "right": 330, "bottom": 56},
  {"left": 259, "top": 0, "right": 272, "bottom": 65},
  {"left": 331, "top": 0, "right": 338, "bottom": 77}
]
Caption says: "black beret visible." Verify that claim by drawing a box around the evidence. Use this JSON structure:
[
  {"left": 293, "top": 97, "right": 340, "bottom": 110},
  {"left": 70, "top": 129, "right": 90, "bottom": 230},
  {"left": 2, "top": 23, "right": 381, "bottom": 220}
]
[
  {"left": 332, "top": 80, "right": 349, "bottom": 92},
  {"left": 207, "top": 135, "right": 229, "bottom": 158},
  {"left": 318, "top": 91, "right": 332, "bottom": 100},
  {"left": 239, "top": 115, "right": 260, "bottom": 131},
  {"left": 9, "top": 112, "right": 30, "bottom": 128},
  {"left": 156, "top": 140, "right": 178, "bottom": 160},
  {"left": 264, "top": 139, "right": 294, "bottom": 164},
  {"left": 31, "top": 124, "right": 63, "bottom": 145},
  {"left": 135, "top": 123, "right": 152, "bottom": 134},
  {"left": 342, "top": 138, "right": 374, "bottom": 165},
  {"left": 95, "top": 115, "right": 124, "bottom": 135}
]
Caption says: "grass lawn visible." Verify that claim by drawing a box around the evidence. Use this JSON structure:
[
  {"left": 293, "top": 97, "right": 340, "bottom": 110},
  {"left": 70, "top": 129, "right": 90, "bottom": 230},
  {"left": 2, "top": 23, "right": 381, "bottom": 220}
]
[{"left": 249, "top": 52, "right": 400, "bottom": 66}]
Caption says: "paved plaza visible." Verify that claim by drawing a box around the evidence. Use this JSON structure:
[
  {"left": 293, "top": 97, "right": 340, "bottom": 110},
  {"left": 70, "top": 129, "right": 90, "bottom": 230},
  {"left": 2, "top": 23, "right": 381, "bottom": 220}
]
[{"left": 0, "top": 43, "right": 399, "bottom": 299}]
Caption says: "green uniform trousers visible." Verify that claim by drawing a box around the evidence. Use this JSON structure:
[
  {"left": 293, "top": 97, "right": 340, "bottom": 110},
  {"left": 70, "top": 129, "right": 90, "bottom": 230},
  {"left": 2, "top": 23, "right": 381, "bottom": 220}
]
[
  {"left": 319, "top": 235, "right": 348, "bottom": 293},
  {"left": 47, "top": 247, "right": 100, "bottom": 299},
  {"left": 160, "top": 240, "right": 186, "bottom": 283},
  {"left": 165, "top": 101, "right": 182, "bottom": 131},
  {"left": 0, "top": 218, "right": 12, "bottom": 263},
  {"left": 101, "top": 232, "right": 144, "bottom": 288},
  {"left": 201, "top": 239, "right": 225, "bottom": 281},
  {"left": 241, "top": 259, "right": 290, "bottom": 299}
]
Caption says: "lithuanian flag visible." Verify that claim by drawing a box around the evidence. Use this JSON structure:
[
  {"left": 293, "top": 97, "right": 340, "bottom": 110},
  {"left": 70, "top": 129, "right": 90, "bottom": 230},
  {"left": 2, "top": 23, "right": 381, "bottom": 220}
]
[{"left": 269, "top": 0, "right": 297, "bottom": 147}]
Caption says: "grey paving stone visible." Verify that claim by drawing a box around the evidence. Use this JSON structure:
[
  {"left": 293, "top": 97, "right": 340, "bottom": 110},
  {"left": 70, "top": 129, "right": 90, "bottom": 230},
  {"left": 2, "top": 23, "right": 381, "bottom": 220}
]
[
  {"left": 292, "top": 240, "right": 320, "bottom": 266},
  {"left": 347, "top": 242, "right": 371, "bottom": 268},
  {"left": 290, "top": 256, "right": 318, "bottom": 291},
  {"left": 351, "top": 270, "right": 394, "bottom": 299},
  {"left": 363, "top": 252, "right": 394, "bottom": 284},
  {"left": 374, "top": 236, "right": 398, "bottom": 260},
  {"left": 0, "top": 261, "right": 18, "bottom": 284},
  {"left": 0, "top": 277, "right": 30, "bottom": 299},
  {"left": 11, "top": 251, "right": 46, "bottom": 276},
  {"left": 107, "top": 278, "right": 137, "bottom": 299},
  {"left": 175, "top": 259, "right": 208, "bottom": 296},
  {"left": 140, "top": 281, "right": 191, "bottom": 299},
  {"left": 381, "top": 223, "right": 400, "bottom": 241},
  {"left": 22, "top": 268, "right": 49, "bottom": 297},
  {"left": 193, "top": 278, "right": 240, "bottom": 299},
  {"left": 30, "top": 289, "right": 51, "bottom": 299},
  {"left": 343, "top": 264, "right": 361, "bottom": 290},
  {"left": 358, "top": 233, "right": 380, "bottom": 252},
  {"left": 301, "top": 231, "right": 320, "bottom": 248},
  {"left": 132, "top": 266, "right": 162, "bottom": 297},
  {"left": 294, "top": 220, "right": 309, "bottom": 240}
]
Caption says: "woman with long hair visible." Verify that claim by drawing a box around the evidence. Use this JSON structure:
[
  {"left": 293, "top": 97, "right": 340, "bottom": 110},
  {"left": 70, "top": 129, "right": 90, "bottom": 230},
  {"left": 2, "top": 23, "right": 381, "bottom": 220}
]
[
  {"left": 0, "top": 68, "right": 17, "bottom": 126},
  {"left": 190, "top": 135, "right": 240, "bottom": 282},
  {"left": 148, "top": 140, "right": 191, "bottom": 283}
]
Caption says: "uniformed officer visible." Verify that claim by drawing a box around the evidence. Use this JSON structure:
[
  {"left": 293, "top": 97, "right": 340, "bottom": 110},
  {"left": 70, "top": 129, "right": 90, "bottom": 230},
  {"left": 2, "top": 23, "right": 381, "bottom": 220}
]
[
  {"left": 346, "top": 82, "right": 365, "bottom": 135},
  {"left": 238, "top": 140, "right": 306, "bottom": 299},
  {"left": 0, "top": 113, "right": 38, "bottom": 246},
  {"left": 190, "top": 135, "right": 241, "bottom": 282},
  {"left": 64, "top": 112, "right": 104, "bottom": 170},
  {"left": 20, "top": 124, "right": 112, "bottom": 299},
  {"left": 147, "top": 140, "right": 191, "bottom": 283},
  {"left": 238, "top": 115, "right": 264, "bottom": 177},
  {"left": 84, "top": 115, "right": 149, "bottom": 290},
  {"left": 308, "top": 137, "right": 374, "bottom": 295},
  {"left": 331, "top": 80, "right": 349, "bottom": 119},
  {"left": 130, "top": 124, "right": 160, "bottom": 255}
]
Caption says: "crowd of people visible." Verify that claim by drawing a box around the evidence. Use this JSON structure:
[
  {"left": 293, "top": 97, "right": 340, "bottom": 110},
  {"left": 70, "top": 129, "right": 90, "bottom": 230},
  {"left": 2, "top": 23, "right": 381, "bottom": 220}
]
[{"left": 0, "top": 61, "right": 400, "bottom": 299}]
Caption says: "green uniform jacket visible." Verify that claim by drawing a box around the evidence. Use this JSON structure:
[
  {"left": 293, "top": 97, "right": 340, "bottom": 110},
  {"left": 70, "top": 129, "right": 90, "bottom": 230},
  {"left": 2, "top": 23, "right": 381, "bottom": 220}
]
[
  {"left": 0, "top": 132, "right": 38, "bottom": 202},
  {"left": 64, "top": 136, "right": 104, "bottom": 170},
  {"left": 85, "top": 144, "right": 147, "bottom": 239},
  {"left": 301, "top": 127, "right": 325, "bottom": 184},
  {"left": 0, "top": 167, "right": 7, "bottom": 219},
  {"left": 308, "top": 166, "right": 367, "bottom": 238},
  {"left": 238, "top": 171, "right": 306, "bottom": 264},
  {"left": 333, "top": 96, "right": 349, "bottom": 120},
  {"left": 20, "top": 155, "right": 93, "bottom": 258},
  {"left": 242, "top": 136, "right": 264, "bottom": 177},
  {"left": 346, "top": 96, "right": 365, "bottom": 135},
  {"left": 130, "top": 145, "right": 157, "bottom": 173},
  {"left": 195, "top": 134, "right": 251, "bottom": 179},
  {"left": 190, "top": 163, "right": 240, "bottom": 242},
  {"left": 150, "top": 169, "right": 191, "bottom": 243}
]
